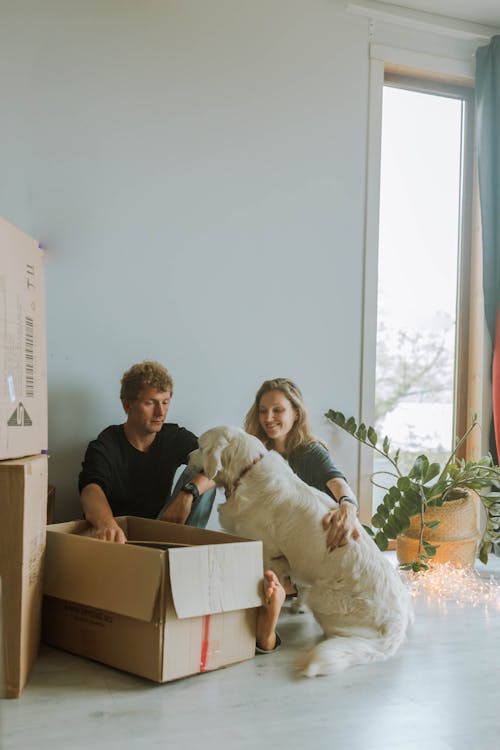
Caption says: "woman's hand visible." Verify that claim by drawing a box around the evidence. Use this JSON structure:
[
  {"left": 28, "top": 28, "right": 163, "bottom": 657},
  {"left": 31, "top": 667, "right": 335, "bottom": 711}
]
[{"left": 322, "top": 502, "right": 360, "bottom": 550}]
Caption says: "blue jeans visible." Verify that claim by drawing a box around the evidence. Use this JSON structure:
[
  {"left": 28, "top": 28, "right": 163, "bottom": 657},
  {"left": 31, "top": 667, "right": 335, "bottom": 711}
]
[{"left": 157, "top": 466, "right": 216, "bottom": 529}]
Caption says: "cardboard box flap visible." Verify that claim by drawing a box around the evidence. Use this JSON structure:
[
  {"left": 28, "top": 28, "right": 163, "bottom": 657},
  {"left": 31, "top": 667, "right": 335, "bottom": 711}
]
[
  {"left": 124, "top": 516, "right": 253, "bottom": 546},
  {"left": 44, "top": 530, "right": 163, "bottom": 622},
  {"left": 169, "top": 541, "right": 263, "bottom": 619}
]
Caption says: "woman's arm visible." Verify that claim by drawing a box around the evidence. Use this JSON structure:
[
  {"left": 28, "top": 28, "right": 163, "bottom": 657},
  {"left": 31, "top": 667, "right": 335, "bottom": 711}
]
[{"left": 322, "top": 477, "right": 360, "bottom": 550}]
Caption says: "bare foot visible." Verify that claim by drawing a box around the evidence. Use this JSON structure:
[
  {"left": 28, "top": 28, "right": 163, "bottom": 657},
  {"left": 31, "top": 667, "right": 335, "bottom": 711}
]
[{"left": 256, "top": 570, "right": 286, "bottom": 651}]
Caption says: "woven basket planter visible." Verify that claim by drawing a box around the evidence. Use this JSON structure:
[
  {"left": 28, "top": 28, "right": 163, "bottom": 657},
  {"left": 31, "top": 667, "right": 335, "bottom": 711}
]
[{"left": 396, "top": 492, "right": 480, "bottom": 568}]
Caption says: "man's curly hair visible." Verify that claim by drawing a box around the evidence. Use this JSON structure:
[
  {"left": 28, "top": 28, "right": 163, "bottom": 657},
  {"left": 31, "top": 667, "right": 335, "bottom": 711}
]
[{"left": 120, "top": 361, "right": 173, "bottom": 402}]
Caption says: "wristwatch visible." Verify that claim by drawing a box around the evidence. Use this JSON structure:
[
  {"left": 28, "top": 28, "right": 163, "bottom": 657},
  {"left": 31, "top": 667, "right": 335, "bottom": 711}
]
[
  {"left": 181, "top": 480, "right": 200, "bottom": 501},
  {"left": 339, "top": 495, "right": 357, "bottom": 508}
]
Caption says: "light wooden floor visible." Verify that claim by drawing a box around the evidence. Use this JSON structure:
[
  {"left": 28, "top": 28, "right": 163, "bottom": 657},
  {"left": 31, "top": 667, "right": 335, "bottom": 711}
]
[{"left": 2, "top": 555, "right": 500, "bottom": 750}]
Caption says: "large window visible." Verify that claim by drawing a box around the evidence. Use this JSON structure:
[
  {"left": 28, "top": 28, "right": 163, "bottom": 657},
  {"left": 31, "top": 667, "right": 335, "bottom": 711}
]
[{"left": 373, "top": 76, "right": 474, "bottom": 511}]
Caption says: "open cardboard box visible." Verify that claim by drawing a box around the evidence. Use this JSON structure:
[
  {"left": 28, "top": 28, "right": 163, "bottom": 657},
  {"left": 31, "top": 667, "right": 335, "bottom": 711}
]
[{"left": 42, "top": 517, "right": 263, "bottom": 683}]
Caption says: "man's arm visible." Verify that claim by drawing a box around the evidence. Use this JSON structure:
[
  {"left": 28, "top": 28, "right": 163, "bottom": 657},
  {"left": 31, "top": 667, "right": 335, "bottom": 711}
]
[
  {"left": 80, "top": 483, "right": 127, "bottom": 543},
  {"left": 160, "top": 474, "right": 215, "bottom": 524}
]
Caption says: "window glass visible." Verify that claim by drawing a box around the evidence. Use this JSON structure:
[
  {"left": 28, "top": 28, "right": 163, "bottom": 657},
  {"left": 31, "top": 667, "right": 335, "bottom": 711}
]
[{"left": 374, "top": 85, "right": 464, "bottom": 505}]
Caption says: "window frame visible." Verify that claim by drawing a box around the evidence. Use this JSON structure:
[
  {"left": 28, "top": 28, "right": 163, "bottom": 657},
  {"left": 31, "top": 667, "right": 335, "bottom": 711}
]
[{"left": 357, "top": 55, "right": 478, "bottom": 524}]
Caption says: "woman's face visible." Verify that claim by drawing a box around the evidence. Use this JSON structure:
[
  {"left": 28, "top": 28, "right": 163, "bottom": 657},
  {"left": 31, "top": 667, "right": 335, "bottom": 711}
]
[{"left": 257, "top": 389, "right": 298, "bottom": 450}]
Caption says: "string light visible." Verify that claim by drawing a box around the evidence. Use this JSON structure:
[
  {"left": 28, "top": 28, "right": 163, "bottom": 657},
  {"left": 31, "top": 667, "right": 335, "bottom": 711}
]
[{"left": 401, "top": 561, "right": 500, "bottom": 609}]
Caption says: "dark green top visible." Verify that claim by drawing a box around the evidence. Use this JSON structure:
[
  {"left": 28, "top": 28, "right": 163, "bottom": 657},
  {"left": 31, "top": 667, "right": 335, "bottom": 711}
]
[{"left": 288, "top": 442, "right": 358, "bottom": 509}]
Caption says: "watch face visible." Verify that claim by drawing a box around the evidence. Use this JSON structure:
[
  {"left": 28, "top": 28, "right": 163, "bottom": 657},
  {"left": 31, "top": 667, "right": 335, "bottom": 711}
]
[{"left": 184, "top": 482, "right": 199, "bottom": 498}]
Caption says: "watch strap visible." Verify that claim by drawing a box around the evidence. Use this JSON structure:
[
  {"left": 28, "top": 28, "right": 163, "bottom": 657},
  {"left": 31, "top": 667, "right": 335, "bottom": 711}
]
[{"left": 182, "top": 480, "right": 200, "bottom": 501}]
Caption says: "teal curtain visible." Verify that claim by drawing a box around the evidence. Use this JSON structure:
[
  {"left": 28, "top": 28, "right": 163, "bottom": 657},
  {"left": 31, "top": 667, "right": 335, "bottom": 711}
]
[{"left": 476, "top": 36, "right": 500, "bottom": 463}]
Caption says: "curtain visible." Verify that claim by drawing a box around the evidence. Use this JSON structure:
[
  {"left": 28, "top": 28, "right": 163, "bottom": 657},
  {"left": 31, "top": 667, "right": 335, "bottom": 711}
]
[{"left": 476, "top": 35, "right": 500, "bottom": 461}]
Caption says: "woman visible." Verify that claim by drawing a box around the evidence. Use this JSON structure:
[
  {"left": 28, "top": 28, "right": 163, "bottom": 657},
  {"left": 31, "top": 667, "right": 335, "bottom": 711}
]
[{"left": 245, "top": 378, "right": 360, "bottom": 549}]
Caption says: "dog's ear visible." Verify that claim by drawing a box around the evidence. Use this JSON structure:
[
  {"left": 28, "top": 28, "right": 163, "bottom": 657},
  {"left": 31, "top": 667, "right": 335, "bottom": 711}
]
[{"left": 201, "top": 433, "right": 230, "bottom": 479}]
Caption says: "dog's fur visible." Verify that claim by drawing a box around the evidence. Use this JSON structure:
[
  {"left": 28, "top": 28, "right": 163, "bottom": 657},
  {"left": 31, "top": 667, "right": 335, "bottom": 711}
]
[{"left": 189, "top": 426, "right": 413, "bottom": 677}]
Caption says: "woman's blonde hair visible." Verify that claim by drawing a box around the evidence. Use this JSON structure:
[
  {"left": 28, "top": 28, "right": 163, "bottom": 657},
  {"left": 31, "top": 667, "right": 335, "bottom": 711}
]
[
  {"left": 244, "top": 378, "right": 319, "bottom": 456},
  {"left": 120, "top": 360, "right": 174, "bottom": 403}
]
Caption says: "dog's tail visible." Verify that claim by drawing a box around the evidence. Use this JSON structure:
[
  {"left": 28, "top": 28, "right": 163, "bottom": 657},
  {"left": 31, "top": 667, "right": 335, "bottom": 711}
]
[{"left": 297, "top": 617, "right": 411, "bottom": 677}]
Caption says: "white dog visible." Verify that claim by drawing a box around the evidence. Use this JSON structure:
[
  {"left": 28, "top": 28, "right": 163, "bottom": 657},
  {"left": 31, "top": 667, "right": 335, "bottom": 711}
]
[{"left": 189, "top": 426, "right": 413, "bottom": 677}]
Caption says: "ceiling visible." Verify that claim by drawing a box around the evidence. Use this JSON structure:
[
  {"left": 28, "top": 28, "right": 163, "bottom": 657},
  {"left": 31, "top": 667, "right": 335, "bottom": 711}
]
[{"left": 378, "top": 1, "right": 500, "bottom": 28}]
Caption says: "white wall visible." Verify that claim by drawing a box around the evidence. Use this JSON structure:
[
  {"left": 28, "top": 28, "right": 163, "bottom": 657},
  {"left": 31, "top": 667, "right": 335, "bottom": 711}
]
[
  {"left": 0, "top": 0, "right": 371, "bottom": 520},
  {"left": 3, "top": 0, "right": 488, "bottom": 522}
]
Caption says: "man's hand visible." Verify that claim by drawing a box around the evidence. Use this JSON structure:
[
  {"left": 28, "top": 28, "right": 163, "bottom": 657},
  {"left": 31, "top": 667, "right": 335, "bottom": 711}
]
[
  {"left": 160, "top": 491, "right": 193, "bottom": 524},
  {"left": 95, "top": 523, "right": 127, "bottom": 544},
  {"left": 81, "top": 484, "right": 126, "bottom": 543},
  {"left": 322, "top": 502, "right": 360, "bottom": 550}
]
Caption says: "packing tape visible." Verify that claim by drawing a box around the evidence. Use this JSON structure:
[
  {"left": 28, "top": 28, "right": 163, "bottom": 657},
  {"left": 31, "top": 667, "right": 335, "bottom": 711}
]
[{"left": 199, "top": 614, "right": 211, "bottom": 672}]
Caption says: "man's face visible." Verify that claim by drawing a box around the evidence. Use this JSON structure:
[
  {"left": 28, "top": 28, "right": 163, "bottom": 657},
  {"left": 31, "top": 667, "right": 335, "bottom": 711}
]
[{"left": 123, "top": 385, "right": 171, "bottom": 437}]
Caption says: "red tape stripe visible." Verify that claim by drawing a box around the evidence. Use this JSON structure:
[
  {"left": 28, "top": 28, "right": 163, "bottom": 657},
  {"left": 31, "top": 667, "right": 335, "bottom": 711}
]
[
  {"left": 493, "top": 303, "right": 500, "bottom": 458},
  {"left": 199, "top": 614, "right": 211, "bottom": 672}
]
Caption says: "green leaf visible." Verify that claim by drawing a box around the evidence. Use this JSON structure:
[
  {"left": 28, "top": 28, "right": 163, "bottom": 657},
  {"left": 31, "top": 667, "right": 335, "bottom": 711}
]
[
  {"left": 362, "top": 524, "right": 374, "bottom": 537},
  {"left": 374, "top": 532, "right": 388, "bottom": 551},
  {"left": 345, "top": 417, "right": 357, "bottom": 434},
  {"left": 394, "top": 507, "right": 410, "bottom": 531},
  {"left": 428, "top": 479, "right": 448, "bottom": 499},
  {"left": 409, "top": 464, "right": 422, "bottom": 481},
  {"left": 478, "top": 542, "right": 492, "bottom": 564},
  {"left": 405, "top": 487, "right": 423, "bottom": 508},
  {"left": 383, "top": 493, "right": 396, "bottom": 510},
  {"left": 384, "top": 518, "right": 400, "bottom": 538},
  {"left": 412, "top": 561, "right": 429, "bottom": 572},
  {"left": 325, "top": 410, "right": 345, "bottom": 427},
  {"left": 371, "top": 513, "right": 384, "bottom": 528},
  {"left": 389, "top": 486, "right": 401, "bottom": 501},
  {"left": 383, "top": 436, "right": 390, "bottom": 454},
  {"left": 482, "top": 491, "right": 500, "bottom": 500},
  {"left": 397, "top": 476, "right": 411, "bottom": 492},
  {"left": 423, "top": 542, "right": 438, "bottom": 557},
  {"left": 424, "top": 462, "right": 441, "bottom": 484},
  {"left": 424, "top": 520, "right": 440, "bottom": 529},
  {"left": 367, "top": 426, "right": 378, "bottom": 446},
  {"left": 357, "top": 423, "right": 367, "bottom": 441},
  {"left": 400, "top": 561, "right": 429, "bottom": 572},
  {"left": 433, "top": 494, "right": 446, "bottom": 507},
  {"left": 409, "top": 455, "right": 429, "bottom": 481},
  {"left": 400, "top": 494, "right": 420, "bottom": 516},
  {"left": 335, "top": 411, "right": 345, "bottom": 427},
  {"left": 377, "top": 503, "right": 389, "bottom": 520}
]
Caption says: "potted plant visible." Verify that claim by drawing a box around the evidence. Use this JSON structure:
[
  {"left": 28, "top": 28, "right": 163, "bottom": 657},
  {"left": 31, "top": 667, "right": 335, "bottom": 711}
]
[{"left": 325, "top": 410, "right": 500, "bottom": 571}]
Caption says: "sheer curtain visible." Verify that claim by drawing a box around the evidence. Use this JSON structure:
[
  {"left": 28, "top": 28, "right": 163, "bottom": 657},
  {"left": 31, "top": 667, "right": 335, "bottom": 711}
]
[{"left": 476, "top": 35, "right": 500, "bottom": 462}]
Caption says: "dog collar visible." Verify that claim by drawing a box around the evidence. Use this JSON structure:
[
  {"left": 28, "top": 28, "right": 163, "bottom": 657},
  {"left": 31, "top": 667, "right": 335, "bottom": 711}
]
[{"left": 228, "top": 453, "right": 264, "bottom": 496}]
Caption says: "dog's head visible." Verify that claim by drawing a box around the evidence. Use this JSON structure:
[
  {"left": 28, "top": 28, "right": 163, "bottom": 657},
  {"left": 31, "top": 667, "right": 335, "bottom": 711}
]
[{"left": 188, "top": 426, "right": 266, "bottom": 487}]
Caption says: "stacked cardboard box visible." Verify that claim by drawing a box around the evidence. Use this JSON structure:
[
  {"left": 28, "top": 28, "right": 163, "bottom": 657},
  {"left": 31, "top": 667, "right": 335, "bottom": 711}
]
[
  {"left": 0, "top": 456, "right": 48, "bottom": 697},
  {"left": 0, "top": 218, "right": 48, "bottom": 698}
]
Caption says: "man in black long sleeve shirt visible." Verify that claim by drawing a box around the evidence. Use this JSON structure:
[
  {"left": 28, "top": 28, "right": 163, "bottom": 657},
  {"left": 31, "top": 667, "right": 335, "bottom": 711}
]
[{"left": 79, "top": 360, "right": 215, "bottom": 543}]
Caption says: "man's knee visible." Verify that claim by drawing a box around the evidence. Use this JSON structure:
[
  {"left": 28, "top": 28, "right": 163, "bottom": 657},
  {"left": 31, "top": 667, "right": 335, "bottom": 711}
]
[{"left": 186, "top": 487, "right": 217, "bottom": 529}]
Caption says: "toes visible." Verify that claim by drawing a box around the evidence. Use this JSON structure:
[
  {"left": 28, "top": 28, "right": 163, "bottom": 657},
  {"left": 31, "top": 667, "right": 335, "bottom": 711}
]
[{"left": 264, "top": 569, "right": 279, "bottom": 584}]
